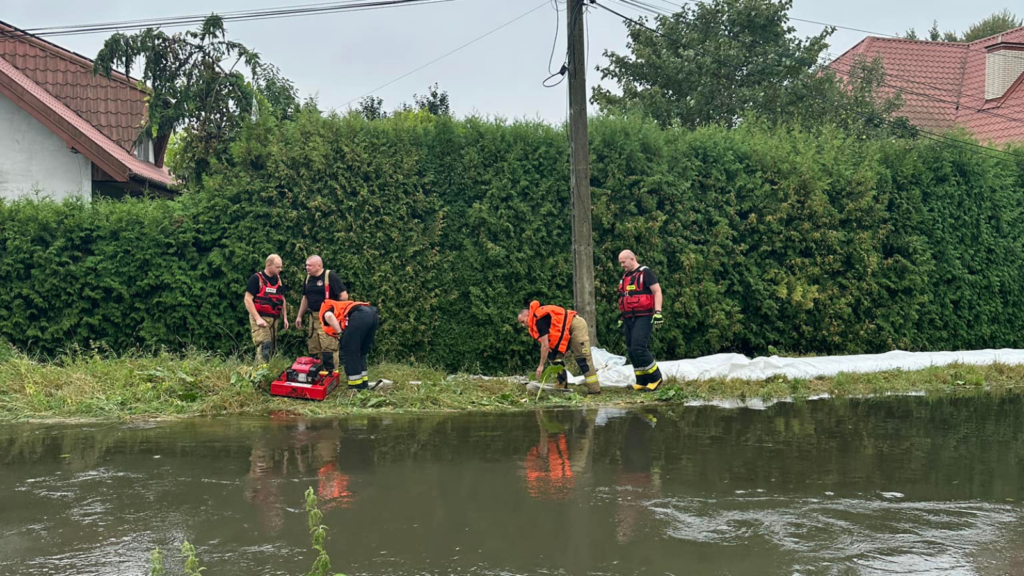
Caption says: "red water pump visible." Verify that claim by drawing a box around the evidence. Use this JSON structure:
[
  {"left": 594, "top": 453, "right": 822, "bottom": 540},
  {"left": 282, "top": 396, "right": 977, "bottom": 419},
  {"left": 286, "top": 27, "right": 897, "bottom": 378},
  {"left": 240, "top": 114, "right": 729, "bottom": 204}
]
[{"left": 269, "top": 357, "right": 340, "bottom": 401}]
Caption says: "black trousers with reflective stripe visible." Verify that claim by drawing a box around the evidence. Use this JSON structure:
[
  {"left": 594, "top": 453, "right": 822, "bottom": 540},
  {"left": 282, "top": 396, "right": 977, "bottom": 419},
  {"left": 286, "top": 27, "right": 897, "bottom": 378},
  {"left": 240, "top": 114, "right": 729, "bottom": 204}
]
[
  {"left": 342, "top": 306, "right": 379, "bottom": 381},
  {"left": 623, "top": 315, "right": 662, "bottom": 385}
]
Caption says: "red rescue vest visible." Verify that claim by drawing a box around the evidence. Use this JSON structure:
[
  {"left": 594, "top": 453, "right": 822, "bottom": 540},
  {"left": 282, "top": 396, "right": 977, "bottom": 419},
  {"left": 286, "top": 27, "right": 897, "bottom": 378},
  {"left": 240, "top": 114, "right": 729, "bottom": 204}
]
[
  {"left": 527, "top": 301, "right": 577, "bottom": 355},
  {"left": 618, "top": 266, "right": 655, "bottom": 317},
  {"left": 253, "top": 272, "right": 284, "bottom": 317},
  {"left": 319, "top": 300, "right": 371, "bottom": 338}
]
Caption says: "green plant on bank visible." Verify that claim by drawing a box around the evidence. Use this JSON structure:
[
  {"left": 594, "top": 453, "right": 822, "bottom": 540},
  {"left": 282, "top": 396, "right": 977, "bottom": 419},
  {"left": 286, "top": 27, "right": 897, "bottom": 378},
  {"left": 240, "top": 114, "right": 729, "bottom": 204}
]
[
  {"left": 540, "top": 364, "right": 566, "bottom": 384},
  {"left": 3, "top": 344, "right": 1024, "bottom": 421}
]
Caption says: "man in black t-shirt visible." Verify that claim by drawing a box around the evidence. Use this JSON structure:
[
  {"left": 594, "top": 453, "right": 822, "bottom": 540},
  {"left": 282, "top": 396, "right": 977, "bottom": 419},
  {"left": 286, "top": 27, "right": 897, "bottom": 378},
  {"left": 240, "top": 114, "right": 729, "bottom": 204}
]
[
  {"left": 617, "top": 250, "right": 664, "bottom": 391},
  {"left": 294, "top": 255, "right": 349, "bottom": 373},
  {"left": 244, "top": 254, "right": 289, "bottom": 362}
]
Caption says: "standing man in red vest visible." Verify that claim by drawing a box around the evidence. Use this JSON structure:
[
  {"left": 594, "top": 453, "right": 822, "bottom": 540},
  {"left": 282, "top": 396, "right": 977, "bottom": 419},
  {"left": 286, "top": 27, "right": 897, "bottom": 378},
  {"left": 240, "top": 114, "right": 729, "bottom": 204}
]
[
  {"left": 244, "top": 254, "right": 289, "bottom": 362},
  {"left": 617, "top": 250, "right": 664, "bottom": 391},
  {"left": 518, "top": 301, "right": 601, "bottom": 394},
  {"left": 294, "top": 255, "right": 348, "bottom": 375}
]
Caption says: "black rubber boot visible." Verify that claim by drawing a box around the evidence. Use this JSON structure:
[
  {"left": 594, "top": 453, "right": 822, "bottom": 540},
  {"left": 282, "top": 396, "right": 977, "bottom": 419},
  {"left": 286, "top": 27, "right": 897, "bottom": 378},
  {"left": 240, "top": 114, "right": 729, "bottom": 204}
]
[
  {"left": 321, "top": 352, "right": 336, "bottom": 374},
  {"left": 259, "top": 341, "right": 275, "bottom": 362}
]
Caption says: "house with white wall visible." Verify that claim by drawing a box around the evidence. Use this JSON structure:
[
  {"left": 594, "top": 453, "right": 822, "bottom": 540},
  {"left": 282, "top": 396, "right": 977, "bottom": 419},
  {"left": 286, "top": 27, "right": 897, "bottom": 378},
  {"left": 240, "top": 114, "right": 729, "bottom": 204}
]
[{"left": 0, "top": 20, "right": 174, "bottom": 200}]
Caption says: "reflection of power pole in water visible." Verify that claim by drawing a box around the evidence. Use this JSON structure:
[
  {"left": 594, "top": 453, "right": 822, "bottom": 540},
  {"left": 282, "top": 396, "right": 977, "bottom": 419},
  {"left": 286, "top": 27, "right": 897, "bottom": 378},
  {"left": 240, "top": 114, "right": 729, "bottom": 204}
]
[
  {"left": 565, "top": 409, "right": 598, "bottom": 570},
  {"left": 615, "top": 412, "right": 660, "bottom": 544}
]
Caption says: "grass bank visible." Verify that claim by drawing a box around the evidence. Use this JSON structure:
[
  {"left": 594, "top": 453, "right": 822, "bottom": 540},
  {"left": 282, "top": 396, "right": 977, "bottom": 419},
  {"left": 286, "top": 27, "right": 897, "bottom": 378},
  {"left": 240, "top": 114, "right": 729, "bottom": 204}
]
[{"left": 1, "top": 347, "right": 1023, "bottom": 422}]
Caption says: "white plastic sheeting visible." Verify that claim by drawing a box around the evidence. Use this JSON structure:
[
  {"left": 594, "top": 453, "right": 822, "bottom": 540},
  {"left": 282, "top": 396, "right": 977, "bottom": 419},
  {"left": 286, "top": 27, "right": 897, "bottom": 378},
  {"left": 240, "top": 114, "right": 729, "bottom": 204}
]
[{"left": 565, "top": 348, "right": 1024, "bottom": 389}]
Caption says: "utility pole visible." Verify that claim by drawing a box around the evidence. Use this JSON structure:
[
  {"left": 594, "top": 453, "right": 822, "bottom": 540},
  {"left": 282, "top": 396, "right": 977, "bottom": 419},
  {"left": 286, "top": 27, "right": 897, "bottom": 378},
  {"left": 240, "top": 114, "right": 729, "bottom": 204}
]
[{"left": 567, "top": 0, "right": 598, "bottom": 344}]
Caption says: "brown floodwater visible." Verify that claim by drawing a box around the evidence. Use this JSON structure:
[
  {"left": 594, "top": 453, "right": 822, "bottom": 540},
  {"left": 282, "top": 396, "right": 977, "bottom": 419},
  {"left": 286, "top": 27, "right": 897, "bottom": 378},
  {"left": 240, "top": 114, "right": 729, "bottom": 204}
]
[{"left": 2, "top": 395, "right": 1023, "bottom": 575}]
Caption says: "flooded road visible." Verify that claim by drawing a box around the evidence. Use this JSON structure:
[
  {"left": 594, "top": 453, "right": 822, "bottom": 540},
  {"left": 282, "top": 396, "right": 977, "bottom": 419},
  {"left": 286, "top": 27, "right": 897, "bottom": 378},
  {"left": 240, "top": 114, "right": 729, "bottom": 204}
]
[{"left": 2, "top": 396, "right": 1024, "bottom": 575}]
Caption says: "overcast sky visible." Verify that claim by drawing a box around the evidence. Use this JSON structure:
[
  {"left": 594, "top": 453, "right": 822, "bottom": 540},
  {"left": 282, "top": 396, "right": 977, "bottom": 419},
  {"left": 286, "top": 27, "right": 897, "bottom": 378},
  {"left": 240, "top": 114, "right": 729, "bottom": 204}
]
[{"left": 3, "top": 0, "right": 1014, "bottom": 123}]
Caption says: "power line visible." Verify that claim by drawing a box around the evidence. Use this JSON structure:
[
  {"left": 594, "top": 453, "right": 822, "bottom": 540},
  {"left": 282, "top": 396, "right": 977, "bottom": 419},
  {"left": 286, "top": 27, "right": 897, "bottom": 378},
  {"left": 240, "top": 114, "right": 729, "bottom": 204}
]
[
  {"left": 594, "top": 0, "right": 1017, "bottom": 162},
  {"left": 20, "top": 0, "right": 377, "bottom": 33},
  {"left": 341, "top": 1, "right": 549, "bottom": 108},
  {"left": 0, "top": 0, "right": 453, "bottom": 40}
]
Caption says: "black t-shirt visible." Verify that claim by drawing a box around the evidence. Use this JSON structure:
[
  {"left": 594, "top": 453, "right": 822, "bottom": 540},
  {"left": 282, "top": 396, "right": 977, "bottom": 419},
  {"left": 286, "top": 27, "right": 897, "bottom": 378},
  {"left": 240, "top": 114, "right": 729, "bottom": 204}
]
[
  {"left": 246, "top": 272, "right": 282, "bottom": 296},
  {"left": 535, "top": 315, "right": 552, "bottom": 338},
  {"left": 624, "top": 267, "right": 659, "bottom": 290},
  {"left": 304, "top": 270, "right": 347, "bottom": 313}
]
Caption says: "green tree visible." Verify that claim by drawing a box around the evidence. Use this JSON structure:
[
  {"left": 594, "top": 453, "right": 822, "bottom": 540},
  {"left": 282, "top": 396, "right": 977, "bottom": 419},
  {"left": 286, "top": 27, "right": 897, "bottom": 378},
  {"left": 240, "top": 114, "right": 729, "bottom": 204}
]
[
  {"left": 962, "top": 9, "right": 1022, "bottom": 42},
  {"left": 911, "top": 11, "right": 1021, "bottom": 43},
  {"left": 358, "top": 96, "right": 388, "bottom": 121},
  {"left": 592, "top": 0, "right": 833, "bottom": 129},
  {"left": 413, "top": 83, "right": 451, "bottom": 116},
  {"left": 93, "top": 15, "right": 298, "bottom": 185}
]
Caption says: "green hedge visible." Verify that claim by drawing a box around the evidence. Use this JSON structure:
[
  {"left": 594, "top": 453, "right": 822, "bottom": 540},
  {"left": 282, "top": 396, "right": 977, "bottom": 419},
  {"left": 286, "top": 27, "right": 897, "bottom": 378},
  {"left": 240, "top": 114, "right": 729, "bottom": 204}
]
[{"left": 2, "top": 111, "right": 1022, "bottom": 372}]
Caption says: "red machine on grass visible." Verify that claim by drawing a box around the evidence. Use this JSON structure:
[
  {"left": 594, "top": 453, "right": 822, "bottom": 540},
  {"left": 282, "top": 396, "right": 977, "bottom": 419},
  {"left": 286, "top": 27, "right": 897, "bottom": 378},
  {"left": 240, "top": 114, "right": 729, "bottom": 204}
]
[{"left": 269, "top": 357, "right": 339, "bottom": 401}]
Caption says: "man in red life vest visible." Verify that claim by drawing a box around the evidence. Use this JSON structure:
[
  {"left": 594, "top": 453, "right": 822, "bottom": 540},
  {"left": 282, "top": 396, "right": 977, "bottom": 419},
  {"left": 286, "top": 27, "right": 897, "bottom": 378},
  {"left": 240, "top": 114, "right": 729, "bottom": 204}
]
[
  {"left": 244, "top": 254, "right": 289, "bottom": 362},
  {"left": 319, "top": 300, "right": 380, "bottom": 390},
  {"left": 617, "top": 250, "right": 664, "bottom": 391},
  {"left": 518, "top": 301, "right": 601, "bottom": 394}
]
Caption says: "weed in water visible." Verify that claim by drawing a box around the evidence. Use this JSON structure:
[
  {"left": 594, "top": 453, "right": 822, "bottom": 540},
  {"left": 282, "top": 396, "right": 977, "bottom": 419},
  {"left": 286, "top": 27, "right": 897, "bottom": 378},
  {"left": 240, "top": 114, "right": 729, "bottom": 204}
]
[
  {"left": 149, "top": 547, "right": 164, "bottom": 576},
  {"left": 181, "top": 541, "right": 204, "bottom": 576},
  {"left": 304, "top": 486, "right": 345, "bottom": 576}
]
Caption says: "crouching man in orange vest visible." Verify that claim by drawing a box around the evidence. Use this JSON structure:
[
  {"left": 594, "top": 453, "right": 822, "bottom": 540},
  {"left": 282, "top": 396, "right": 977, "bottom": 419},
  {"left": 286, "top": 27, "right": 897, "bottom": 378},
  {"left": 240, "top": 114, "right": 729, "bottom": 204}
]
[
  {"left": 319, "top": 300, "right": 380, "bottom": 390},
  {"left": 518, "top": 301, "right": 601, "bottom": 395}
]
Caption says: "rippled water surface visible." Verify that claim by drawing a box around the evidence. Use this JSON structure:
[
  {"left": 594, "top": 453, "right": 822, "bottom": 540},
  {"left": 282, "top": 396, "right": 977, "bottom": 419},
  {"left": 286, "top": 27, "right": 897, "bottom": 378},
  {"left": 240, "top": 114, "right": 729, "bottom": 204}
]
[{"left": 2, "top": 396, "right": 1024, "bottom": 575}]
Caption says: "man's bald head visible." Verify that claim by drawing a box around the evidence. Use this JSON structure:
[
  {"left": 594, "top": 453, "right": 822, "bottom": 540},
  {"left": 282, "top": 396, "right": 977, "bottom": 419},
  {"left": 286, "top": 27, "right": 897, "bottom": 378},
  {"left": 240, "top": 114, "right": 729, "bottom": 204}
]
[
  {"left": 517, "top": 308, "right": 530, "bottom": 328},
  {"left": 618, "top": 250, "right": 639, "bottom": 272},
  {"left": 265, "top": 254, "right": 283, "bottom": 276},
  {"left": 305, "top": 255, "right": 324, "bottom": 276}
]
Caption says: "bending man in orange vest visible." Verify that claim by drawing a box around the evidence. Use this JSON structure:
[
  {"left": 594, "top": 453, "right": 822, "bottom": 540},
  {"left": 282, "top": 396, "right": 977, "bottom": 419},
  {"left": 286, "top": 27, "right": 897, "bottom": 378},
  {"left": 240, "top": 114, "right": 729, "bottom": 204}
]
[
  {"left": 517, "top": 301, "right": 601, "bottom": 395},
  {"left": 319, "top": 300, "right": 380, "bottom": 390}
]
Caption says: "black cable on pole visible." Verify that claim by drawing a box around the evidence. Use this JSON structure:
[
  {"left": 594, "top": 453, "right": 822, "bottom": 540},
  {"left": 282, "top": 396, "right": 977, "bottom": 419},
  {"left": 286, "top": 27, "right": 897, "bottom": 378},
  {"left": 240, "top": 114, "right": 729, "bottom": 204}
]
[
  {"left": 594, "top": 0, "right": 1018, "bottom": 162},
  {"left": 547, "top": 0, "right": 563, "bottom": 75}
]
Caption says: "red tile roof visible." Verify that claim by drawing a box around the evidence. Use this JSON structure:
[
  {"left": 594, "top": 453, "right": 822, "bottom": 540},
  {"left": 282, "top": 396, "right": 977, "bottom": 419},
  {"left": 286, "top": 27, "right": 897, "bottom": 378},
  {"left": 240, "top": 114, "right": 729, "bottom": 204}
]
[
  {"left": 0, "top": 56, "right": 173, "bottom": 189},
  {"left": 0, "top": 20, "right": 149, "bottom": 153},
  {"left": 828, "top": 26, "right": 1024, "bottom": 144}
]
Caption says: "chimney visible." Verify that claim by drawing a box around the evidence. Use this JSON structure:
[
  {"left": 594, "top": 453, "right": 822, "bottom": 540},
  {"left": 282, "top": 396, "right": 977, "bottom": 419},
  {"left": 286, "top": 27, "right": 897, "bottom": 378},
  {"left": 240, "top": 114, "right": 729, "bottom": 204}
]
[{"left": 985, "top": 42, "right": 1024, "bottom": 100}]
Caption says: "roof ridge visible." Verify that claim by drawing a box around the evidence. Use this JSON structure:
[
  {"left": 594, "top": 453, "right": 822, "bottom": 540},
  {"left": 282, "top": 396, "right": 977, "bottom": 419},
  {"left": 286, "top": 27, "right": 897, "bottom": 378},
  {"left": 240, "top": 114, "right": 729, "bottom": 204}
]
[
  {"left": 0, "top": 19, "right": 144, "bottom": 94},
  {"left": 864, "top": 36, "right": 968, "bottom": 47}
]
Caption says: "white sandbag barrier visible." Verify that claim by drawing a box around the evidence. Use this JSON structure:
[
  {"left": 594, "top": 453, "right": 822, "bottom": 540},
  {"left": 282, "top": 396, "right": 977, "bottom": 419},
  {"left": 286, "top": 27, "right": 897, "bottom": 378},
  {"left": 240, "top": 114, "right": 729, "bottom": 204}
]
[{"left": 564, "top": 348, "right": 1024, "bottom": 389}]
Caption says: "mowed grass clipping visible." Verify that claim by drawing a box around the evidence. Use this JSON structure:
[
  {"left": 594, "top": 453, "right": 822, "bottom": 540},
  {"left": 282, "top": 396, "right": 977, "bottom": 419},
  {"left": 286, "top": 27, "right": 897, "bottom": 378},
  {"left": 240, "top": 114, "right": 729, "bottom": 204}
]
[{"left": 1, "top": 343, "right": 1023, "bottom": 422}]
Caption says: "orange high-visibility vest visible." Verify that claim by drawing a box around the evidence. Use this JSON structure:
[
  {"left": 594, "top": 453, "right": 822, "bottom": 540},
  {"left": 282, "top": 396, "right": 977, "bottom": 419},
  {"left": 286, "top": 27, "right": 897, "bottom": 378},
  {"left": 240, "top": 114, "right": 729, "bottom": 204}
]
[
  {"left": 527, "top": 300, "right": 576, "bottom": 355},
  {"left": 319, "top": 300, "right": 370, "bottom": 337}
]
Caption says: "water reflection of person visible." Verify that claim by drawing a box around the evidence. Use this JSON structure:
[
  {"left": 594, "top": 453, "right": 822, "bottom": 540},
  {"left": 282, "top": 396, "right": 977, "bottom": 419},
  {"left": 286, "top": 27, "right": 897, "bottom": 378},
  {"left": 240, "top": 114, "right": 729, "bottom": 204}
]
[
  {"left": 523, "top": 410, "right": 596, "bottom": 501},
  {"left": 615, "top": 411, "right": 660, "bottom": 544},
  {"left": 244, "top": 439, "right": 286, "bottom": 535},
  {"left": 245, "top": 417, "right": 361, "bottom": 530},
  {"left": 314, "top": 439, "right": 353, "bottom": 511}
]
